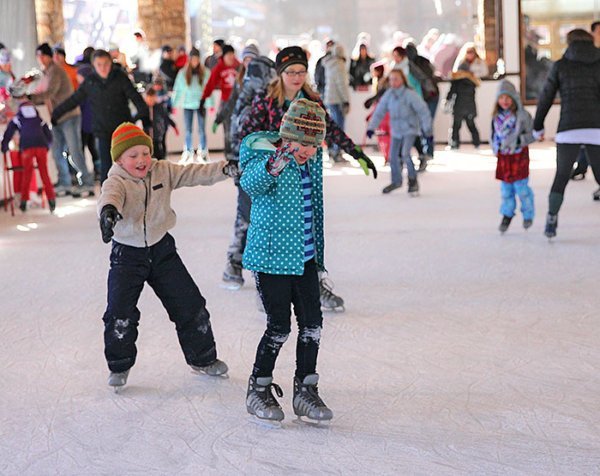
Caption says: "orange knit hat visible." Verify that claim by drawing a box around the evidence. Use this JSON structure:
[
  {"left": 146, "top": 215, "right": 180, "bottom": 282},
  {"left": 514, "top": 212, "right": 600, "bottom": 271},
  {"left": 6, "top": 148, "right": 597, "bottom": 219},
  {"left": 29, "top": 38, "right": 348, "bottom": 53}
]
[{"left": 110, "top": 122, "right": 153, "bottom": 161}]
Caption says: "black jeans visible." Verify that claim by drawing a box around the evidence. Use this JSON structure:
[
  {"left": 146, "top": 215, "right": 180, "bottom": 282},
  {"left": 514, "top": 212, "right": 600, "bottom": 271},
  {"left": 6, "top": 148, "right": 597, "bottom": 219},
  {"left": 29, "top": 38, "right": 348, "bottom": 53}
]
[
  {"left": 95, "top": 135, "right": 112, "bottom": 184},
  {"left": 451, "top": 113, "right": 480, "bottom": 147},
  {"left": 103, "top": 233, "right": 217, "bottom": 372},
  {"left": 253, "top": 259, "right": 323, "bottom": 380}
]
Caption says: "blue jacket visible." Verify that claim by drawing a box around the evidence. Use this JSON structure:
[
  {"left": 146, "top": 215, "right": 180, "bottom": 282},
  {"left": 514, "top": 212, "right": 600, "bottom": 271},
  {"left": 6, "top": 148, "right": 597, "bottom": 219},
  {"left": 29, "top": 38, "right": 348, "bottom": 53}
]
[
  {"left": 240, "top": 131, "right": 325, "bottom": 276},
  {"left": 1, "top": 102, "right": 52, "bottom": 152},
  {"left": 367, "top": 85, "right": 432, "bottom": 138}
]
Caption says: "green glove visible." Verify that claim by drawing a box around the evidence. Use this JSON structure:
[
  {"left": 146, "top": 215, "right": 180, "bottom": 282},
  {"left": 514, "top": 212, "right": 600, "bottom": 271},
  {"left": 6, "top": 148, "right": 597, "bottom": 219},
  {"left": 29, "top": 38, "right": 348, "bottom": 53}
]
[
  {"left": 351, "top": 146, "right": 378, "bottom": 179},
  {"left": 211, "top": 122, "right": 218, "bottom": 134}
]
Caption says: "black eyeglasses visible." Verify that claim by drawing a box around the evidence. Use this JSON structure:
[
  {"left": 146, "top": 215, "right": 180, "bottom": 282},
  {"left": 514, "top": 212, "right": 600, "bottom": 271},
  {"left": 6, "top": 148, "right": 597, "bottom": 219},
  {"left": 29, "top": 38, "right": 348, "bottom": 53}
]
[{"left": 283, "top": 70, "right": 308, "bottom": 77}]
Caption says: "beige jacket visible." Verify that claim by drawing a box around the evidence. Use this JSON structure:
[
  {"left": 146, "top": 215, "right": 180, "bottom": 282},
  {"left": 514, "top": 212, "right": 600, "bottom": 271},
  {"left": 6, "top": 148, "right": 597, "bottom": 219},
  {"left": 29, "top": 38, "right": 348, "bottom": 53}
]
[
  {"left": 31, "top": 61, "right": 80, "bottom": 124},
  {"left": 97, "top": 159, "right": 228, "bottom": 247}
]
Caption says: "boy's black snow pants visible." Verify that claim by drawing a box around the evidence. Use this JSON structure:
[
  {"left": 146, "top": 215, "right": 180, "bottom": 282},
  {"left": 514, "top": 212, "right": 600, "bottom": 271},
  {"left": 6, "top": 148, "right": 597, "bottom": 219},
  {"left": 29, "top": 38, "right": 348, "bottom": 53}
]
[
  {"left": 252, "top": 259, "right": 323, "bottom": 380},
  {"left": 103, "top": 233, "right": 217, "bottom": 373}
]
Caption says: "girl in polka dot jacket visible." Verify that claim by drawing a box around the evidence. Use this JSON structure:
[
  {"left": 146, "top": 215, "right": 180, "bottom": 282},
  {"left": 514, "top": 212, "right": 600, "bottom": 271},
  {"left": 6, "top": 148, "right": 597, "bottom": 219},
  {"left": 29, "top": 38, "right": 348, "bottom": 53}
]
[{"left": 240, "top": 98, "right": 333, "bottom": 425}]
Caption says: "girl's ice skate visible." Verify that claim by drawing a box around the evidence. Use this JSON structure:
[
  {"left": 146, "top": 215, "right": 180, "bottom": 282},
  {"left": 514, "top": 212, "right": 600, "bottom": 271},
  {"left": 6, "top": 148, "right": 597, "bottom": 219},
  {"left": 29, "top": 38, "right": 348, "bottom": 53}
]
[
  {"left": 179, "top": 150, "right": 193, "bottom": 165},
  {"left": 221, "top": 262, "right": 244, "bottom": 290},
  {"left": 319, "top": 277, "right": 345, "bottom": 312},
  {"left": 499, "top": 215, "right": 512, "bottom": 233},
  {"left": 190, "top": 359, "right": 229, "bottom": 377},
  {"left": 108, "top": 369, "right": 130, "bottom": 393},
  {"left": 293, "top": 373, "right": 333, "bottom": 426},
  {"left": 246, "top": 376, "right": 285, "bottom": 427}
]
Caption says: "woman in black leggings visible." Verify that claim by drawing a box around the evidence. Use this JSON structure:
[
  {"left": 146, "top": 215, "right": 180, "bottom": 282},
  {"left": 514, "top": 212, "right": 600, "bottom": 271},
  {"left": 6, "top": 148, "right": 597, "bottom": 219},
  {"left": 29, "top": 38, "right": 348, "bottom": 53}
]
[{"left": 533, "top": 29, "right": 600, "bottom": 238}]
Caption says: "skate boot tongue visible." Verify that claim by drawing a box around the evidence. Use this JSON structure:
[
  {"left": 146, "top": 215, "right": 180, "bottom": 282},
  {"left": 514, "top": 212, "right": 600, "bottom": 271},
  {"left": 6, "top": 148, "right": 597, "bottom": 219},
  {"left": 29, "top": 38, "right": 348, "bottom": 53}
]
[
  {"left": 256, "top": 376, "right": 273, "bottom": 386},
  {"left": 302, "top": 374, "right": 319, "bottom": 386}
]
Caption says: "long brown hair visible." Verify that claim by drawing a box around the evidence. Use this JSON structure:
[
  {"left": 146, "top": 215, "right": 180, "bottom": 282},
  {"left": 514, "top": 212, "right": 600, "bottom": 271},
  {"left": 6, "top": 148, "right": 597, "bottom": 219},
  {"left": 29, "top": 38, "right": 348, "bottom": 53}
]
[
  {"left": 185, "top": 58, "right": 204, "bottom": 86},
  {"left": 266, "top": 76, "right": 319, "bottom": 107}
]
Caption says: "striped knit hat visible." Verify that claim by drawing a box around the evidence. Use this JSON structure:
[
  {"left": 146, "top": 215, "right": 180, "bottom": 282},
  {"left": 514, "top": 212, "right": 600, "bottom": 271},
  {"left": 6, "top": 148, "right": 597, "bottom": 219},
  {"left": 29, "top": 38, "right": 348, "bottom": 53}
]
[
  {"left": 279, "top": 98, "right": 326, "bottom": 147},
  {"left": 110, "top": 122, "right": 153, "bottom": 161}
]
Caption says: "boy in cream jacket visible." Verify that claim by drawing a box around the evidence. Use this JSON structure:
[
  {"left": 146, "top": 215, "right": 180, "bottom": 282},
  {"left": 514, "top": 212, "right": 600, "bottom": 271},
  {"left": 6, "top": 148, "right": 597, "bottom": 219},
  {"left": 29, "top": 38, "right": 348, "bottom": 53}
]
[{"left": 97, "top": 122, "right": 235, "bottom": 390}]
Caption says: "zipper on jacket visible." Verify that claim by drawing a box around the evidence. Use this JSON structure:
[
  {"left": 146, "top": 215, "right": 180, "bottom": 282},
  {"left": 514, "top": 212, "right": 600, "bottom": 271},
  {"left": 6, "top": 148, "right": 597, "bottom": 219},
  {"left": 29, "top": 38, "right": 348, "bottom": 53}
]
[{"left": 143, "top": 178, "right": 149, "bottom": 250}]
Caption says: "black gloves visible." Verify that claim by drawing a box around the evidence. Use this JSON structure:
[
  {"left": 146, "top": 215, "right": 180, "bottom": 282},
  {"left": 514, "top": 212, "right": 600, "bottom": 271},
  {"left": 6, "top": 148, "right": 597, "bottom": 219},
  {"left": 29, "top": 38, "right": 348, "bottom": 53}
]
[
  {"left": 199, "top": 99, "right": 206, "bottom": 118},
  {"left": 349, "top": 146, "right": 378, "bottom": 179},
  {"left": 99, "top": 205, "right": 122, "bottom": 243},
  {"left": 222, "top": 159, "right": 241, "bottom": 179}
]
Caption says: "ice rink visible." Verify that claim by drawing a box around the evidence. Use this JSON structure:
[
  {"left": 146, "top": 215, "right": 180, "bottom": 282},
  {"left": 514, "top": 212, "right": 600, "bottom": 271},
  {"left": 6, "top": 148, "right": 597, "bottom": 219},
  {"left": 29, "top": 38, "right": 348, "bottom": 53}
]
[{"left": 2, "top": 145, "right": 600, "bottom": 475}]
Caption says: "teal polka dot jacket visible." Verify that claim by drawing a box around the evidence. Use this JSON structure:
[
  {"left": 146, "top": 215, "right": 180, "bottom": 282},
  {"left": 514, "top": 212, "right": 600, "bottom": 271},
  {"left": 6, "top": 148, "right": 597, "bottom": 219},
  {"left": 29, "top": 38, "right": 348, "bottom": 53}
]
[{"left": 240, "top": 131, "right": 325, "bottom": 276}]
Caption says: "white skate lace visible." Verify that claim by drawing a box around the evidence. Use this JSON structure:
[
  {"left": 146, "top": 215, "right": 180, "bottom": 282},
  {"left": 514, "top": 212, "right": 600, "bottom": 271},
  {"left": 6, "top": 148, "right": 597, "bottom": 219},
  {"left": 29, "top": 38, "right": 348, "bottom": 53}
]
[{"left": 255, "top": 382, "right": 283, "bottom": 409}]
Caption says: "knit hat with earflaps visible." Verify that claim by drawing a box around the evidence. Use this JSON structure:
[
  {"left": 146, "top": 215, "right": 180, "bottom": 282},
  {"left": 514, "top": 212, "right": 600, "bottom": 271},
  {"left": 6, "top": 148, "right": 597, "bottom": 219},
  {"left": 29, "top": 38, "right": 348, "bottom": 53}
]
[
  {"left": 110, "top": 122, "right": 153, "bottom": 161},
  {"left": 279, "top": 98, "right": 326, "bottom": 147}
]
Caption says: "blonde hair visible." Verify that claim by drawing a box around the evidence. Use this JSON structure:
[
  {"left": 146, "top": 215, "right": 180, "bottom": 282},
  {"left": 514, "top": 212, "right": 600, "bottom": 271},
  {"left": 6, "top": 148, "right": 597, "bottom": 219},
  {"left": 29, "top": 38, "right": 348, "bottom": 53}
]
[
  {"left": 452, "top": 42, "right": 481, "bottom": 72},
  {"left": 266, "top": 76, "right": 319, "bottom": 108}
]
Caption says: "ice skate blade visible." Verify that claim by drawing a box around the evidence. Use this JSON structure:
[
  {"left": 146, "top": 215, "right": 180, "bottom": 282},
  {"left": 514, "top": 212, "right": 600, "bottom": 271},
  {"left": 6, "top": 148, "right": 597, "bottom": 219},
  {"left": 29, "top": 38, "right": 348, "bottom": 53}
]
[
  {"left": 220, "top": 282, "right": 242, "bottom": 291},
  {"left": 293, "top": 416, "right": 332, "bottom": 428},
  {"left": 190, "top": 368, "right": 230, "bottom": 379},
  {"left": 322, "top": 305, "right": 345, "bottom": 313},
  {"left": 247, "top": 415, "right": 283, "bottom": 429}
]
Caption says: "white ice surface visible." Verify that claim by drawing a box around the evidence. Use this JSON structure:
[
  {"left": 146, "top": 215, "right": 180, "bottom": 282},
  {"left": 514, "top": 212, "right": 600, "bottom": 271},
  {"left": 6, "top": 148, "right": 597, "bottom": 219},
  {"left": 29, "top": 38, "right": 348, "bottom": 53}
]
[{"left": 1, "top": 145, "right": 600, "bottom": 475}]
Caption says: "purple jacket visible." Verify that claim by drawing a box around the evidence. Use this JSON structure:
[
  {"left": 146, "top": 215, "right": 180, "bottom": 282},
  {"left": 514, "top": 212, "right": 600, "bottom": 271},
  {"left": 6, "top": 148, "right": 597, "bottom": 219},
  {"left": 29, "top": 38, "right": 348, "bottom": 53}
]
[{"left": 1, "top": 102, "right": 52, "bottom": 152}]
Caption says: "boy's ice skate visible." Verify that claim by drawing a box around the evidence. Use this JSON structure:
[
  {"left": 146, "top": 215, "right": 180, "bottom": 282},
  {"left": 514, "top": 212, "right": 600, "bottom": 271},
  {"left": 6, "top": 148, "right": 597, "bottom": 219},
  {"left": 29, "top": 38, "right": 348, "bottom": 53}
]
[
  {"left": 319, "top": 277, "right": 344, "bottom": 312},
  {"left": 523, "top": 218, "right": 533, "bottom": 230},
  {"left": 293, "top": 373, "right": 333, "bottom": 425},
  {"left": 408, "top": 177, "right": 419, "bottom": 197},
  {"left": 190, "top": 359, "right": 229, "bottom": 377},
  {"left": 544, "top": 213, "right": 558, "bottom": 240},
  {"left": 222, "top": 262, "right": 244, "bottom": 290},
  {"left": 499, "top": 215, "right": 512, "bottom": 233},
  {"left": 108, "top": 369, "right": 130, "bottom": 393},
  {"left": 246, "top": 376, "right": 285, "bottom": 426}
]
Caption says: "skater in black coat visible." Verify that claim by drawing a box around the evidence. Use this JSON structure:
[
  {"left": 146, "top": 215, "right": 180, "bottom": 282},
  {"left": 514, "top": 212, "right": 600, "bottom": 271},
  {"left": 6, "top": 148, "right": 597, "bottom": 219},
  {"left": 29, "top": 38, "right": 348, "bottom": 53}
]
[
  {"left": 52, "top": 49, "right": 150, "bottom": 183},
  {"left": 533, "top": 29, "right": 600, "bottom": 238},
  {"left": 446, "top": 66, "right": 481, "bottom": 149}
]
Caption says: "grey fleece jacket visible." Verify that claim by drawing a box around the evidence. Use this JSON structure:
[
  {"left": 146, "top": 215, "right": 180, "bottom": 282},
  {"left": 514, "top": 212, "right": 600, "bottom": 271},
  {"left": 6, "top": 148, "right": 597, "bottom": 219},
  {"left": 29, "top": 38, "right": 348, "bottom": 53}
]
[{"left": 97, "top": 159, "right": 228, "bottom": 247}]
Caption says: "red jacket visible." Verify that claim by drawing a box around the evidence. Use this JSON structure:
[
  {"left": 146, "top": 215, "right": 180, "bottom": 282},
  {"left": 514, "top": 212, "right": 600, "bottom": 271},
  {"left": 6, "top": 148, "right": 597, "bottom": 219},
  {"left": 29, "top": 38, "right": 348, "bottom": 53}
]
[{"left": 201, "top": 57, "right": 240, "bottom": 102}]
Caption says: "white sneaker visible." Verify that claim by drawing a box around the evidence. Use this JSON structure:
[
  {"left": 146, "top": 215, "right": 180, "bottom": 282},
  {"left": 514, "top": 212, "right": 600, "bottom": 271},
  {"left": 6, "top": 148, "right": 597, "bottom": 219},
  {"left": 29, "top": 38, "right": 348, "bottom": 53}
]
[
  {"left": 179, "top": 150, "right": 193, "bottom": 165},
  {"left": 195, "top": 149, "right": 208, "bottom": 163}
]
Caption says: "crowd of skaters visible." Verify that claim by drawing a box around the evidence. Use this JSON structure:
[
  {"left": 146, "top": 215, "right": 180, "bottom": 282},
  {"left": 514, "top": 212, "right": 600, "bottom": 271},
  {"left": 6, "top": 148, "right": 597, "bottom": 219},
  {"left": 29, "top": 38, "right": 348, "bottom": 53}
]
[{"left": 0, "top": 20, "right": 599, "bottom": 425}]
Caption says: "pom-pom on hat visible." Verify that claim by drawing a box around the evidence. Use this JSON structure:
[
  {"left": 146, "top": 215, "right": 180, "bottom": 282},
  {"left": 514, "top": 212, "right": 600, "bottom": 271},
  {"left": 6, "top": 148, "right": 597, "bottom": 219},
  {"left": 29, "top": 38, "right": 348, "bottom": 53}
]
[
  {"left": 275, "top": 46, "right": 308, "bottom": 74},
  {"left": 110, "top": 122, "right": 153, "bottom": 161},
  {"left": 279, "top": 98, "right": 326, "bottom": 147}
]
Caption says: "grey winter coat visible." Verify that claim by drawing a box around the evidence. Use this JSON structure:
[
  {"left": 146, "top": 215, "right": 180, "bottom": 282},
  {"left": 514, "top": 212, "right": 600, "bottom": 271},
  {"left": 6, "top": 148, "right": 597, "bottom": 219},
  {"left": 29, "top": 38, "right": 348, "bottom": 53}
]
[
  {"left": 323, "top": 45, "right": 350, "bottom": 106},
  {"left": 367, "top": 85, "right": 432, "bottom": 138}
]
